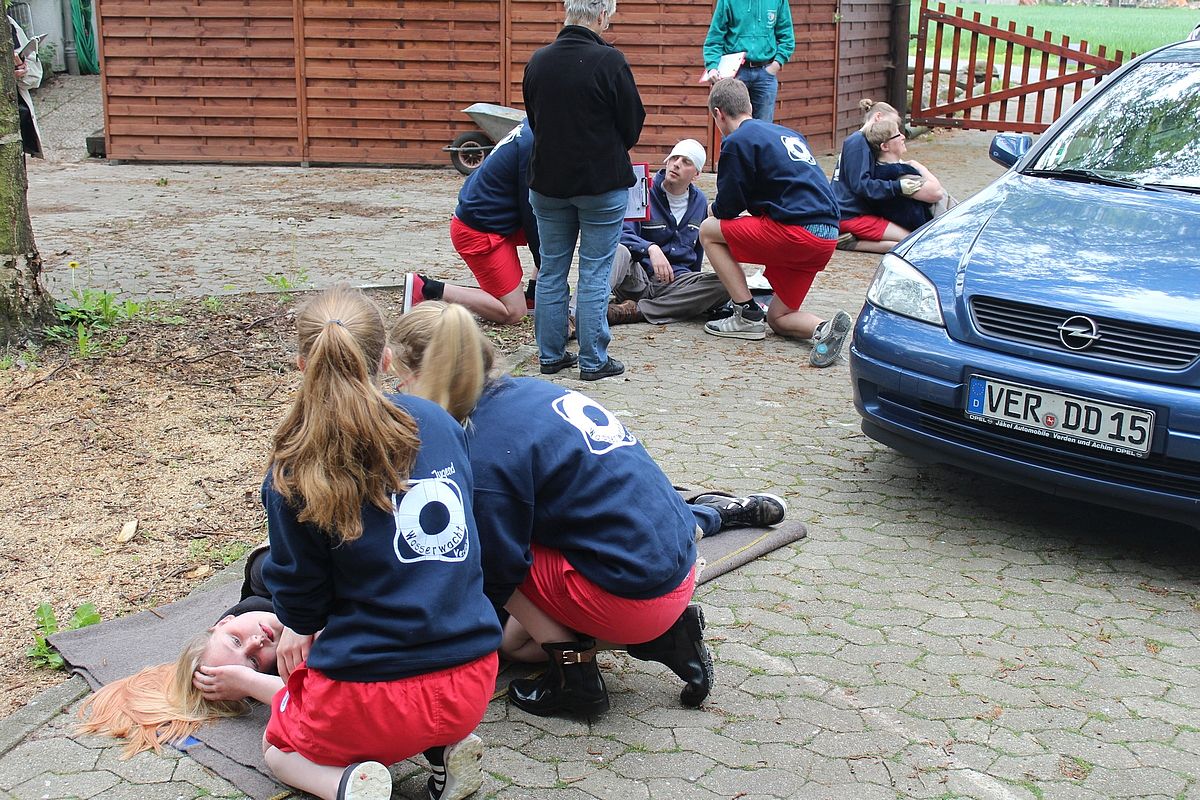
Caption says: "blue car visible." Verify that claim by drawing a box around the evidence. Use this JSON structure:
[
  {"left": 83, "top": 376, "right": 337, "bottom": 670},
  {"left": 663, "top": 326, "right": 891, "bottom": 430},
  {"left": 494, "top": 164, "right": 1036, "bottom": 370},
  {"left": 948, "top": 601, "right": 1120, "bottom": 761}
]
[{"left": 849, "top": 39, "right": 1200, "bottom": 526}]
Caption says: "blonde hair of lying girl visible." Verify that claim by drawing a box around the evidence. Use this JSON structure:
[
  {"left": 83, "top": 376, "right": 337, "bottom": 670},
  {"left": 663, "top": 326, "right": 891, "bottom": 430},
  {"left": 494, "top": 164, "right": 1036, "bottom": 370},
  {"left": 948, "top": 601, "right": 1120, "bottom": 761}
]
[{"left": 76, "top": 609, "right": 284, "bottom": 758}]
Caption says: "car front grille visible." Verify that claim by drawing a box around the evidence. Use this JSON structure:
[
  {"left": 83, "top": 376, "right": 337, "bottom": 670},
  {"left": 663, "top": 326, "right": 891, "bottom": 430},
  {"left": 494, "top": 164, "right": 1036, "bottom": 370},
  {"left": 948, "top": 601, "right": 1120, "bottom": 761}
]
[
  {"left": 970, "top": 297, "right": 1200, "bottom": 370},
  {"left": 899, "top": 397, "right": 1200, "bottom": 498}
]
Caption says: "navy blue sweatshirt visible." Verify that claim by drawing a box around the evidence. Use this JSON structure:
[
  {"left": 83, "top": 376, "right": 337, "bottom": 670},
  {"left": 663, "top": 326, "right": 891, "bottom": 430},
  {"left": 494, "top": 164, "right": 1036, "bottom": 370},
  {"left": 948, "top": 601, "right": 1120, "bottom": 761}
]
[
  {"left": 262, "top": 394, "right": 502, "bottom": 682},
  {"left": 454, "top": 119, "right": 541, "bottom": 267},
  {"left": 712, "top": 119, "right": 839, "bottom": 228},
  {"left": 830, "top": 130, "right": 903, "bottom": 219},
  {"left": 620, "top": 169, "right": 708, "bottom": 279},
  {"left": 466, "top": 377, "right": 697, "bottom": 609}
]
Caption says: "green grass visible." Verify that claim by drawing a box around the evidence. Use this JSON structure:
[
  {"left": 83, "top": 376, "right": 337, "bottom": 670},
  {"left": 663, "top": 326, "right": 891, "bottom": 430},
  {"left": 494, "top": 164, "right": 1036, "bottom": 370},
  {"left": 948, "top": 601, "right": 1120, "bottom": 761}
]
[{"left": 911, "top": 4, "right": 1195, "bottom": 60}]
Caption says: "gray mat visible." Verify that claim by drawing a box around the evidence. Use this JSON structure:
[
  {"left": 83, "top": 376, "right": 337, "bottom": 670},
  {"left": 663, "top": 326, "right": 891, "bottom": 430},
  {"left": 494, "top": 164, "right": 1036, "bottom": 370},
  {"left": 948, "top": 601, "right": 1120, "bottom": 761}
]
[
  {"left": 51, "top": 581, "right": 286, "bottom": 800},
  {"left": 49, "top": 504, "right": 806, "bottom": 800},
  {"left": 676, "top": 485, "right": 808, "bottom": 585}
]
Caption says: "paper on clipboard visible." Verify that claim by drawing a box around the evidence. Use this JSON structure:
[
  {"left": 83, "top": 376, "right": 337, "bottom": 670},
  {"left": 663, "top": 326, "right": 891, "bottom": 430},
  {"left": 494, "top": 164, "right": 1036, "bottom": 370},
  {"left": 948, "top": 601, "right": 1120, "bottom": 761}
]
[
  {"left": 15, "top": 34, "right": 48, "bottom": 60},
  {"left": 625, "top": 162, "right": 650, "bottom": 221},
  {"left": 698, "top": 51, "right": 745, "bottom": 83}
]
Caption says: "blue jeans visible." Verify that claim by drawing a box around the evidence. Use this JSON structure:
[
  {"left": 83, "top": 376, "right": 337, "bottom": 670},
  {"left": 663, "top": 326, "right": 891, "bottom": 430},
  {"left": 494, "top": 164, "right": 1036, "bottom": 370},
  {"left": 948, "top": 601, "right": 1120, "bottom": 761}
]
[
  {"left": 736, "top": 65, "right": 779, "bottom": 123},
  {"left": 530, "top": 188, "right": 627, "bottom": 372},
  {"left": 691, "top": 503, "right": 723, "bottom": 538}
]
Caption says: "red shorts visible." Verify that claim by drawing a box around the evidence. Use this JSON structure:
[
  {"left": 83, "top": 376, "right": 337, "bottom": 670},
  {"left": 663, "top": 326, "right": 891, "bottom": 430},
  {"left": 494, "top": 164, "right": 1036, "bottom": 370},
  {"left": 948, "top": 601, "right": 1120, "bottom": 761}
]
[
  {"left": 450, "top": 215, "right": 527, "bottom": 298},
  {"left": 839, "top": 215, "right": 890, "bottom": 241},
  {"left": 264, "top": 653, "right": 498, "bottom": 767},
  {"left": 519, "top": 543, "right": 695, "bottom": 645},
  {"left": 720, "top": 216, "right": 837, "bottom": 310}
]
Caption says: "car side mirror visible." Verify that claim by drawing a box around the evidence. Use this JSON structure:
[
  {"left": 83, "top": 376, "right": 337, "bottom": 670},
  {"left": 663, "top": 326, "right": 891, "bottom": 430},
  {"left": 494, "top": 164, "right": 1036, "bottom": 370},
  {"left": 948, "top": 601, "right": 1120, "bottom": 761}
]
[{"left": 989, "top": 133, "right": 1033, "bottom": 168}]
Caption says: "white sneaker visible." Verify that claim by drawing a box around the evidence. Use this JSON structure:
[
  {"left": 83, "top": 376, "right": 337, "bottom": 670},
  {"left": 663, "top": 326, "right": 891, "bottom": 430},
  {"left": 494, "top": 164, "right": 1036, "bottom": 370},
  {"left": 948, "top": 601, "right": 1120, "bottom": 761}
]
[
  {"left": 427, "top": 733, "right": 484, "bottom": 800},
  {"left": 704, "top": 307, "right": 766, "bottom": 340},
  {"left": 336, "top": 762, "right": 392, "bottom": 800}
]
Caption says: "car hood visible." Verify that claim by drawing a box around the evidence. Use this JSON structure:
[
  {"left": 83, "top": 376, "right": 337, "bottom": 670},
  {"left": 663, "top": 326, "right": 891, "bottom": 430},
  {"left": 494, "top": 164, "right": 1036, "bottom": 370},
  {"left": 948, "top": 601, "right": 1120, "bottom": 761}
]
[{"left": 904, "top": 173, "right": 1200, "bottom": 332}]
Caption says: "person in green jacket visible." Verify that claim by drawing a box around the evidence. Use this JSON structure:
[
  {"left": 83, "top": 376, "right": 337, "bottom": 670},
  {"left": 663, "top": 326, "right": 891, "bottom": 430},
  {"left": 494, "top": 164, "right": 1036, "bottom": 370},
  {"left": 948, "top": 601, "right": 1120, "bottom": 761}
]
[{"left": 702, "top": 0, "right": 795, "bottom": 123}]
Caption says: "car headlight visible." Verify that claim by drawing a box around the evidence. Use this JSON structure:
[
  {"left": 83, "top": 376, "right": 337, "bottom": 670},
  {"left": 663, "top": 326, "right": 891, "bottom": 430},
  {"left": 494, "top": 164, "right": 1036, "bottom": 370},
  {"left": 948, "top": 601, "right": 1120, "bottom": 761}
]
[{"left": 865, "top": 253, "right": 945, "bottom": 326}]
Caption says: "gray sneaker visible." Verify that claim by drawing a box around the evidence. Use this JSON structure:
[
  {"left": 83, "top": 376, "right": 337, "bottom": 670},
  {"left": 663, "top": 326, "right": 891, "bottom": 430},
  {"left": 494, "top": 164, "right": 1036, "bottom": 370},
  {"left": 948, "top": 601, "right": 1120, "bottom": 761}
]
[
  {"left": 704, "top": 307, "right": 766, "bottom": 340},
  {"left": 809, "top": 310, "right": 852, "bottom": 367}
]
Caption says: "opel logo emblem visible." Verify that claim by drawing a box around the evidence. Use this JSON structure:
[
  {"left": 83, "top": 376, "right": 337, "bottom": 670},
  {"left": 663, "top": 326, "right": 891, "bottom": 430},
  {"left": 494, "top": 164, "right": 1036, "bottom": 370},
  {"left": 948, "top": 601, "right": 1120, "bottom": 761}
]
[{"left": 1058, "top": 315, "right": 1101, "bottom": 351}]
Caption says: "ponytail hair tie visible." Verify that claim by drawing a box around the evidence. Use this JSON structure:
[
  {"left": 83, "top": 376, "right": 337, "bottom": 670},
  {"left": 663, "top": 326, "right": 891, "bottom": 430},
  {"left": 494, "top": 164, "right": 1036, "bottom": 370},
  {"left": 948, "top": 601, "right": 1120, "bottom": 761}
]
[{"left": 326, "top": 319, "right": 346, "bottom": 328}]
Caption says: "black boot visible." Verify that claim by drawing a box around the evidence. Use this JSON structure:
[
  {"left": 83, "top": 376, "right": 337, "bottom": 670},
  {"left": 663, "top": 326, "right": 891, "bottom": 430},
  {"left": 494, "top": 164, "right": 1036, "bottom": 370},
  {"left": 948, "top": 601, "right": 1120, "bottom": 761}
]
[
  {"left": 508, "top": 639, "right": 610, "bottom": 718},
  {"left": 628, "top": 604, "right": 714, "bottom": 707}
]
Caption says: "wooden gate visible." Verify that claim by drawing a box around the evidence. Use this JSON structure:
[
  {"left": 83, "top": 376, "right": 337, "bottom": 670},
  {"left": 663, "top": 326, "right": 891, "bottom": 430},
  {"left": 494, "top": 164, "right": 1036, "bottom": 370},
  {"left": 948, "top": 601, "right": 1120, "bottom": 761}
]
[{"left": 911, "top": 0, "right": 1129, "bottom": 133}]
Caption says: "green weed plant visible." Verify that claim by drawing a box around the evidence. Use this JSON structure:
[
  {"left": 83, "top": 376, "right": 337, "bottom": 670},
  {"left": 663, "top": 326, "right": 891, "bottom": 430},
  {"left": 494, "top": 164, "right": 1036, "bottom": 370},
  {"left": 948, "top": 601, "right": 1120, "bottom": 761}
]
[
  {"left": 44, "top": 288, "right": 144, "bottom": 358},
  {"left": 265, "top": 267, "right": 312, "bottom": 304},
  {"left": 27, "top": 602, "right": 101, "bottom": 670}
]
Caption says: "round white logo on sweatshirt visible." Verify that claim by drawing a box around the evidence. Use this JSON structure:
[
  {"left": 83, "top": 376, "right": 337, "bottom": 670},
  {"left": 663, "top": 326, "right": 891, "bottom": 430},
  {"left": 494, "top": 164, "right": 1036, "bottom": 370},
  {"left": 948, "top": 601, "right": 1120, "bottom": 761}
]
[
  {"left": 781, "top": 135, "right": 816, "bottom": 165},
  {"left": 392, "top": 478, "right": 469, "bottom": 563},
  {"left": 552, "top": 390, "right": 637, "bottom": 455}
]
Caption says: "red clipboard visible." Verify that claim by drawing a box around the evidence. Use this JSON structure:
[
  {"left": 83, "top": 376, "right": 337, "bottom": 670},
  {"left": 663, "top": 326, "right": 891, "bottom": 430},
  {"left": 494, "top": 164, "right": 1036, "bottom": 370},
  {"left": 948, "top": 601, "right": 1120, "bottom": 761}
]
[{"left": 625, "top": 163, "right": 651, "bottom": 221}]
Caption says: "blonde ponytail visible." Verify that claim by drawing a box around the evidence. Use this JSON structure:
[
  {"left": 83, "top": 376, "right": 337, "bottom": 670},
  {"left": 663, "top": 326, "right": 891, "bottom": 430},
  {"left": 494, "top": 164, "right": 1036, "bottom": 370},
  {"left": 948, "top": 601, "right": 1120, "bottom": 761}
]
[
  {"left": 392, "top": 301, "right": 495, "bottom": 423},
  {"left": 271, "top": 288, "right": 420, "bottom": 544},
  {"left": 859, "top": 97, "right": 900, "bottom": 126}
]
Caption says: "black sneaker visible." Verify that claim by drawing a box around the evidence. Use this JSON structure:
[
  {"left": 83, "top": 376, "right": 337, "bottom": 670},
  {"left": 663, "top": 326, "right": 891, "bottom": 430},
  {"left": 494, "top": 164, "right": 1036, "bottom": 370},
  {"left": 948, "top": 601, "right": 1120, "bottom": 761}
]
[
  {"left": 580, "top": 358, "right": 625, "bottom": 381},
  {"left": 705, "top": 301, "right": 736, "bottom": 321},
  {"left": 692, "top": 493, "right": 787, "bottom": 528},
  {"left": 540, "top": 352, "right": 578, "bottom": 375}
]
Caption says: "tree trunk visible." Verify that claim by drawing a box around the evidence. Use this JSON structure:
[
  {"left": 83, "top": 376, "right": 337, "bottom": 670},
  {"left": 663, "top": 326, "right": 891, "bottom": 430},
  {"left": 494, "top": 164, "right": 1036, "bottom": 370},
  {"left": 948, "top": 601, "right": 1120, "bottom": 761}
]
[{"left": 0, "top": 43, "right": 53, "bottom": 344}]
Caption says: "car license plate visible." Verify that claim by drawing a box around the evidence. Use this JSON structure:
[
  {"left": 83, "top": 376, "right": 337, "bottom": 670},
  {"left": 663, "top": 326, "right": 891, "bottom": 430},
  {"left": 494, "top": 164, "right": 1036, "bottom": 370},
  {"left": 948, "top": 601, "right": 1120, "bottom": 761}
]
[{"left": 965, "top": 375, "right": 1154, "bottom": 458}]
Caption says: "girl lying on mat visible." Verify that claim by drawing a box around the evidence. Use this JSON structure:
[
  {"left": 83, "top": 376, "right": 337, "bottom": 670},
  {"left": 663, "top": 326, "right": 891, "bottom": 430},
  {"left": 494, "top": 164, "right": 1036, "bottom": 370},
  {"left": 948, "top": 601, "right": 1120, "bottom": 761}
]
[
  {"left": 390, "top": 300, "right": 788, "bottom": 719},
  {"left": 75, "top": 544, "right": 283, "bottom": 757}
]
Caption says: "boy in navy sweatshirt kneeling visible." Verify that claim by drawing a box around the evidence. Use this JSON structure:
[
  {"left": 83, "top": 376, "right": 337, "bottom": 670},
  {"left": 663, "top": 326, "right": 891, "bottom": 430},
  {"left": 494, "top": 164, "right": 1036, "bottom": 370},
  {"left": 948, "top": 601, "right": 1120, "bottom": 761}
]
[{"left": 700, "top": 78, "right": 852, "bottom": 368}]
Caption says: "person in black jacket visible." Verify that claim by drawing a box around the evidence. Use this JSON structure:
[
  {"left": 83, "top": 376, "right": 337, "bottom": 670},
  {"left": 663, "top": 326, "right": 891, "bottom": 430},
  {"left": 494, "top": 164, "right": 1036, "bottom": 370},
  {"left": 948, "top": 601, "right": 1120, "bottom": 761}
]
[{"left": 522, "top": 0, "right": 645, "bottom": 382}]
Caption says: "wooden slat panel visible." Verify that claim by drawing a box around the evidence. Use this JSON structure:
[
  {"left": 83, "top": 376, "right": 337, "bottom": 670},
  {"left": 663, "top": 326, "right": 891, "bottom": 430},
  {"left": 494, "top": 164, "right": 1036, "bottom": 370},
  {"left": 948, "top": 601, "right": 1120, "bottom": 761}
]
[
  {"left": 103, "top": 21, "right": 295, "bottom": 37},
  {"left": 108, "top": 122, "right": 300, "bottom": 137},
  {"left": 834, "top": 0, "right": 896, "bottom": 147},
  {"left": 101, "top": 0, "right": 861, "bottom": 165},
  {"left": 104, "top": 65, "right": 298, "bottom": 79},
  {"left": 297, "top": 0, "right": 500, "bottom": 165},
  {"left": 100, "top": 0, "right": 302, "bottom": 161}
]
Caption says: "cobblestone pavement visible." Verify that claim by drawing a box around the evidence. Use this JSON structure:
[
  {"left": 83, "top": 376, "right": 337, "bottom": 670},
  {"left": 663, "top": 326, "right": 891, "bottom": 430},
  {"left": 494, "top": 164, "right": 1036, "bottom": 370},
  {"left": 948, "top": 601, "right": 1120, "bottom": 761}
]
[{"left": 3, "top": 78, "right": 1198, "bottom": 799}]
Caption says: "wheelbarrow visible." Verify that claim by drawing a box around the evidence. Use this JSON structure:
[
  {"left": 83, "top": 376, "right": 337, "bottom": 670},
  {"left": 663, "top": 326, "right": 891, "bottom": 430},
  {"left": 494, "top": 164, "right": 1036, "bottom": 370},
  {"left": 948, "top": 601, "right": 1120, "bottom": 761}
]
[{"left": 445, "top": 102, "right": 525, "bottom": 175}]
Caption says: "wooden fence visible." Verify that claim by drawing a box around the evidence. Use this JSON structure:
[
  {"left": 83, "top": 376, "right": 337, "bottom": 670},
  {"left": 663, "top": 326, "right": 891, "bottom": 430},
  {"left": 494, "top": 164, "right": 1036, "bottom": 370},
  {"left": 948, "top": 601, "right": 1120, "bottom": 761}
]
[
  {"left": 911, "top": 0, "right": 1129, "bottom": 133},
  {"left": 98, "top": 0, "right": 905, "bottom": 165}
]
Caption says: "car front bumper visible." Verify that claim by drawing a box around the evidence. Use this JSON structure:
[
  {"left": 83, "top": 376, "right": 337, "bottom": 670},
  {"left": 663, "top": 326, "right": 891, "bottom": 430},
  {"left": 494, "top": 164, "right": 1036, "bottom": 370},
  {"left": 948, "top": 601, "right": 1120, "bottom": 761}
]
[{"left": 849, "top": 304, "right": 1200, "bottom": 527}]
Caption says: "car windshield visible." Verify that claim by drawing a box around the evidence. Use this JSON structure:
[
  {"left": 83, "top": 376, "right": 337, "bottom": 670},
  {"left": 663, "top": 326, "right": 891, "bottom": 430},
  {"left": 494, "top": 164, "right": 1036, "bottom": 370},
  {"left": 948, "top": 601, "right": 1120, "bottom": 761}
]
[{"left": 1030, "top": 60, "right": 1200, "bottom": 189}]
